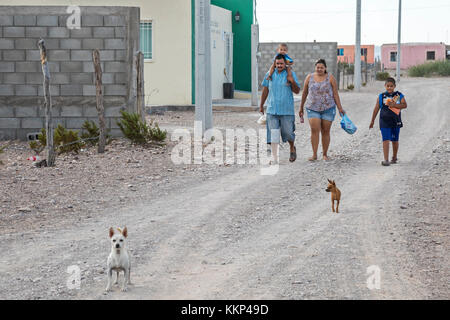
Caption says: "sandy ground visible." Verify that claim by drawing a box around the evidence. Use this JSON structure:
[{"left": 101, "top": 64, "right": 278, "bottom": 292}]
[{"left": 0, "top": 77, "right": 448, "bottom": 300}]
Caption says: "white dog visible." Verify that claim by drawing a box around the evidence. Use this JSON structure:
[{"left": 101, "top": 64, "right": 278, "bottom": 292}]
[{"left": 105, "top": 227, "right": 131, "bottom": 292}]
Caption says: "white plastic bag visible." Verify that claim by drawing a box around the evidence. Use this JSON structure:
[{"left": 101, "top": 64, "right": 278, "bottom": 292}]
[{"left": 257, "top": 113, "right": 266, "bottom": 125}]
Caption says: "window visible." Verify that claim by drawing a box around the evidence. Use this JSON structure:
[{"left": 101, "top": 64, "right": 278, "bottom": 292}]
[
  {"left": 361, "top": 48, "right": 367, "bottom": 56},
  {"left": 140, "top": 21, "right": 152, "bottom": 60},
  {"left": 390, "top": 51, "right": 397, "bottom": 62},
  {"left": 426, "top": 51, "right": 435, "bottom": 60},
  {"left": 337, "top": 48, "right": 344, "bottom": 56}
]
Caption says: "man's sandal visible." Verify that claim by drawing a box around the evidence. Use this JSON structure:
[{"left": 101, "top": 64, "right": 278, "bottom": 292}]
[{"left": 289, "top": 146, "right": 297, "bottom": 163}]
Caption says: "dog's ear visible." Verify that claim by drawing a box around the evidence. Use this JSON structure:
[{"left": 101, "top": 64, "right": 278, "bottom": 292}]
[
  {"left": 122, "top": 227, "right": 128, "bottom": 238},
  {"left": 332, "top": 180, "right": 336, "bottom": 185},
  {"left": 109, "top": 227, "right": 114, "bottom": 238},
  {"left": 327, "top": 178, "right": 332, "bottom": 184}
]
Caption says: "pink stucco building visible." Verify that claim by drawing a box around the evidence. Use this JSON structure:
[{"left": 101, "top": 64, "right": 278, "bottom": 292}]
[{"left": 381, "top": 43, "right": 447, "bottom": 69}]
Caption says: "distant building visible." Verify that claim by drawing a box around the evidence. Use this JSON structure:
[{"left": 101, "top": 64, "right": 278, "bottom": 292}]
[
  {"left": 381, "top": 43, "right": 447, "bottom": 69},
  {"left": 337, "top": 45, "right": 375, "bottom": 64}
]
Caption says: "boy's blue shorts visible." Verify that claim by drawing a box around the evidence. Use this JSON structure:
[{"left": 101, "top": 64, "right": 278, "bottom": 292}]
[{"left": 380, "top": 127, "right": 400, "bottom": 141}]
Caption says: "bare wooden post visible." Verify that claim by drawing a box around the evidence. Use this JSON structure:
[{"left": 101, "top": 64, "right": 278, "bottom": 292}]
[
  {"left": 343, "top": 59, "right": 346, "bottom": 89},
  {"left": 364, "top": 51, "right": 368, "bottom": 84},
  {"left": 135, "top": 51, "right": 145, "bottom": 120},
  {"left": 336, "top": 63, "right": 340, "bottom": 90},
  {"left": 38, "top": 39, "right": 55, "bottom": 166},
  {"left": 93, "top": 49, "right": 106, "bottom": 153}
]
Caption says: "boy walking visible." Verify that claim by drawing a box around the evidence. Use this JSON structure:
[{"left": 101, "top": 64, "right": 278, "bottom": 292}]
[{"left": 369, "top": 77, "right": 407, "bottom": 166}]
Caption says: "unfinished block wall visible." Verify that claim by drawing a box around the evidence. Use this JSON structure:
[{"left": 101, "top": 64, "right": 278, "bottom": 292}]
[
  {"left": 0, "top": 6, "right": 141, "bottom": 140},
  {"left": 258, "top": 42, "right": 338, "bottom": 90}
]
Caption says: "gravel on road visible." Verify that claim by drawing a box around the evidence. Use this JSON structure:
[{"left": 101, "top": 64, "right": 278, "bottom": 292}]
[{"left": 0, "top": 78, "right": 448, "bottom": 300}]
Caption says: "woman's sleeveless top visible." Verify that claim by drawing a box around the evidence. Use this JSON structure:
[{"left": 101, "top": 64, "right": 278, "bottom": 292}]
[{"left": 305, "top": 73, "right": 336, "bottom": 112}]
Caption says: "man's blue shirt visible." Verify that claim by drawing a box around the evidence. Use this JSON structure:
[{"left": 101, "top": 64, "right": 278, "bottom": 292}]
[{"left": 261, "top": 69, "right": 300, "bottom": 116}]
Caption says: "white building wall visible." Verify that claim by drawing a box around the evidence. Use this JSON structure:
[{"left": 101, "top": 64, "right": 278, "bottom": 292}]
[{"left": 210, "top": 5, "right": 232, "bottom": 100}]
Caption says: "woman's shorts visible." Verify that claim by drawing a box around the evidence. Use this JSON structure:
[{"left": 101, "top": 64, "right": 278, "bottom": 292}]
[
  {"left": 306, "top": 106, "right": 336, "bottom": 122},
  {"left": 380, "top": 127, "right": 400, "bottom": 141},
  {"left": 266, "top": 114, "right": 295, "bottom": 144}
]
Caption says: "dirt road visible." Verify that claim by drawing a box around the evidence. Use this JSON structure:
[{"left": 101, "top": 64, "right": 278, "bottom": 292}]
[{"left": 0, "top": 78, "right": 448, "bottom": 299}]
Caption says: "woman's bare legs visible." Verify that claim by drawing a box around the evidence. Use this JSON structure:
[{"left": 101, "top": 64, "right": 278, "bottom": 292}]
[
  {"left": 308, "top": 118, "right": 321, "bottom": 160},
  {"left": 321, "top": 119, "right": 333, "bottom": 160}
]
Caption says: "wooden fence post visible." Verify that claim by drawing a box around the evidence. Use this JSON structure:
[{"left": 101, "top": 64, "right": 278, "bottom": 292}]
[
  {"left": 38, "top": 39, "right": 55, "bottom": 167},
  {"left": 135, "top": 51, "right": 145, "bottom": 120},
  {"left": 364, "top": 51, "right": 368, "bottom": 84},
  {"left": 93, "top": 49, "right": 106, "bottom": 153},
  {"left": 336, "top": 63, "right": 341, "bottom": 90}
]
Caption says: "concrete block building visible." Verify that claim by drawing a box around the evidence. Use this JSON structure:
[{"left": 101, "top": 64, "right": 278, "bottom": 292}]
[
  {"left": 0, "top": 5, "right": 140, "bottom": 140},
  {"left": 0, "top": 0, "right": 254, "bottom": 140},
  {"left": 4, "top": 0, "right": 252, "bottom": 106}
]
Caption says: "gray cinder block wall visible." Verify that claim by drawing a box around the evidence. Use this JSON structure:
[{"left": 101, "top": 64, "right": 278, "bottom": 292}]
[
  {"left": 258, "top": 42, "right": 337, "bottom": 90},
  {"left": 0, "top": 6, "right": 141, "bottom": 141}
]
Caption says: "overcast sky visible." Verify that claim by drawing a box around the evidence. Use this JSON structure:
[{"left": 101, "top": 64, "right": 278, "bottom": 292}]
[{"left": 256, "top": 0, "right": 450, "bottom": 46}]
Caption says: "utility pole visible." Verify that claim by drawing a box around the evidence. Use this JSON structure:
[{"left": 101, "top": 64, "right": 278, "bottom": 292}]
[
  {"left": 251, "top": 24, "right": 259, "bottom": 106},
  {"left": 396, "top": 0, "right": 402, "bottom": 84},
  {"left": 354, "top": 0, "right": 362, "bottom": 91},
  {"left": 195, "top": 0, "right": 212, "bottom": 135}
]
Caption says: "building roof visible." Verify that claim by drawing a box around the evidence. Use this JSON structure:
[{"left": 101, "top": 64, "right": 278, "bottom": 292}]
[
  {"left": 337, "top": 44, "right": 375, "bottom": 47},
  {"left": 381, "top": 42, "right": 447, "bottom": 47}
]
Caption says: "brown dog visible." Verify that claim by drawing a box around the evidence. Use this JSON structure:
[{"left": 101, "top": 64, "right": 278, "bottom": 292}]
[{"left": 326, "top": 179, "right": 341, "bottom": 213}]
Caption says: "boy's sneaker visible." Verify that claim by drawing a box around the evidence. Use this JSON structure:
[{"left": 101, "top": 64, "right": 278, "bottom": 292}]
[{"left": 381, "top": 160, "right": 390, "bottom": 166}]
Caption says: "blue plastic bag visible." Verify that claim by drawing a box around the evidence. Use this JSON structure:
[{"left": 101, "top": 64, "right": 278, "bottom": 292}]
[{"left": 340, "top": 113, "right": 357, "bottom": 134}]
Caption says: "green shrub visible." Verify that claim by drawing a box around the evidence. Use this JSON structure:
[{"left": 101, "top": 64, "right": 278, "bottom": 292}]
[
  {"left": 81, "top": 120, "right": 112, "bottom": 147},
  {"left": 29, "top": 125, "right": 83, "bottom": 154},
  {"left": 54, "top": 124, "right": 83, "bottom": 154},
  {"left": 117, "top": 110, "right": 167, "bottom": 145},
  {"left": 347, "top": 84, "right": 354, "bottom": 90},
  {"left": 346, "top": 65, "right": 354, "bottom": 74},
  {"left": 338, "top": 62, "right": 353, "bottom": 73},
  {"left": 408, "top": 60, "right": 450, "bottom": 77},
  {"left": 376, "top": 72, "right": 390, "bottom": 81},
  {"left": 147, "top": 119, "right": 167, "bottom": 142},
  {"left": 0, "top": 143, "right": 6, "bottom": 165},
  {"left": 29, "top": 128, "right": 46, "bottom": 154}
]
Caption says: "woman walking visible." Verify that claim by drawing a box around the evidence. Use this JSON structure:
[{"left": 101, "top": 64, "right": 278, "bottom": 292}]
[{"left": 299, "top": 59, "right": 345, "bottom": 161}]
